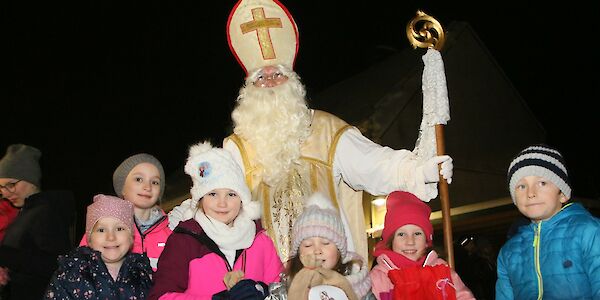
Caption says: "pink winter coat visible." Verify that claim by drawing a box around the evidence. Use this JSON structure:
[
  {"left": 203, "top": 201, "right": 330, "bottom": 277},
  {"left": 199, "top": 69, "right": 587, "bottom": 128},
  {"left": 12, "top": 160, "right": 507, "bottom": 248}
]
[
  {"left": 148, "top": 219, "right": 283, "bottom": 300},
  {"left": 369, "top": 250, "right": 475, "bottom": 300},
  {"left": 80, "top": 209, "right": 172, "bottom": 271}
]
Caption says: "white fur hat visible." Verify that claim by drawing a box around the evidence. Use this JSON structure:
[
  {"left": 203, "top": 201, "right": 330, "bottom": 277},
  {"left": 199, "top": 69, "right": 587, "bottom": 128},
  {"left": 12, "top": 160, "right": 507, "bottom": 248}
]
[{"left": 183, "top": 141, "right": 260, "bottom": 220}]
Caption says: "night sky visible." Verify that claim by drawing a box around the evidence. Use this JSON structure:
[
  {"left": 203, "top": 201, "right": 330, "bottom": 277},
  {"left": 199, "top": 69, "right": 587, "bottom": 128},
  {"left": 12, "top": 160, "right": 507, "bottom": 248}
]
[{"left": 5, "top": 0, "right": 599, "bottom": 226}]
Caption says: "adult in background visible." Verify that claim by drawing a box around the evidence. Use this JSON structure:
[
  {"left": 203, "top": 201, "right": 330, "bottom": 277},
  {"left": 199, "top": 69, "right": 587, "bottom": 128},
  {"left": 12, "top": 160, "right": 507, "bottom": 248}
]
[
  {"left": 0, "top": 144, "right": 75, "bottom": 300},
  {"left": 170, "top": 0, "right": 453, "bottom": 262},
  {"left": 455, "top": 235, "right": 496, "bottom": 300}
]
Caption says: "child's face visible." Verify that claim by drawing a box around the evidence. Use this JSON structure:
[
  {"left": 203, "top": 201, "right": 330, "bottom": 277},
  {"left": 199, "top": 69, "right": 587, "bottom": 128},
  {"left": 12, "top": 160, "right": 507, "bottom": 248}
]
[
  {"left": 514, "top": 176, "right": 568, "bottom": 222},
  {"left": 392, "top": 224, "right": 428, "bottom": 262},
  {"left": 88, "top": 217, "right": 133, "bottom": 265},
  {"left": 201, "top": 188, "right": 242, "bottom": 226},
  {"left": 122, "top": 163, "right": 161, "bottom": 209},
  {"left": 299, "top": 237, "right": 339, "bottom": 270}
]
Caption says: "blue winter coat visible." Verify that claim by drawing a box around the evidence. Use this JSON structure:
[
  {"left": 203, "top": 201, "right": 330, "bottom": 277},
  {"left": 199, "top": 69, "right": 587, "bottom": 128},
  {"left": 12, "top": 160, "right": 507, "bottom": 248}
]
[
  {"left": 496, "top": 202, "right": 600, "bottom": 299},
  {"left": 44, "top": 246, "right": 153, "bottom": 300}
]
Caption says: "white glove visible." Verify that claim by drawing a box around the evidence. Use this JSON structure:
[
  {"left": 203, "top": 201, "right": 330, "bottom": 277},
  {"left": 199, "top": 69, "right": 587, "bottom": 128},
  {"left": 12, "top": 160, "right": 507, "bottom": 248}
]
[
  {"left": 422, "top": 155, "right": 453, "bottom": 184},
  {"left": 167, "top": 198, "right": 193, "bottom": 230}
]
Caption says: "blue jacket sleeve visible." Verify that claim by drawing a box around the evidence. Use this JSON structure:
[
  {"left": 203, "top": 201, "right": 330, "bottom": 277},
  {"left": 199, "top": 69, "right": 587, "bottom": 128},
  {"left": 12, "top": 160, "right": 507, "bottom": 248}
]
[
  {"left": 495, "top": 248, "right": 514, "bottom": 300},
  {"left": 581, "top": 217, "right": 600, "bottom": 298}
]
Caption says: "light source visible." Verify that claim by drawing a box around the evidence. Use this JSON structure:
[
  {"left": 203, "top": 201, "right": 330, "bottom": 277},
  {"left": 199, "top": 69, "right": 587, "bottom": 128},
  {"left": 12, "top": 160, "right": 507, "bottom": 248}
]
[{"left": 366, "top": 196, "right": 387, "bottom": 237}]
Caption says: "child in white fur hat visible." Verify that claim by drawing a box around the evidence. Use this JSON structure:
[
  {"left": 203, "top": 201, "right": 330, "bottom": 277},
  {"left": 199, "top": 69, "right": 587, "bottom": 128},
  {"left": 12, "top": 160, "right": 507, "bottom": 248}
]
[
  {"left": 149, "top": 141, "right": 283, "bottom": 300},
  {"left": 268, "top": 192, "right": 372, "bottom": 300},
  {"left": 45, "top": 194, "right": 153, "bottom": 299}
]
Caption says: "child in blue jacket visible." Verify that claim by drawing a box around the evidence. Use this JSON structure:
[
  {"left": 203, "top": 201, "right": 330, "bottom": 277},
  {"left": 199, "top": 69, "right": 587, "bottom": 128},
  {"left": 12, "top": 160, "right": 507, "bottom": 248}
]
[{"left": 496, "top": 145, "right": 600, "bottom": 299}]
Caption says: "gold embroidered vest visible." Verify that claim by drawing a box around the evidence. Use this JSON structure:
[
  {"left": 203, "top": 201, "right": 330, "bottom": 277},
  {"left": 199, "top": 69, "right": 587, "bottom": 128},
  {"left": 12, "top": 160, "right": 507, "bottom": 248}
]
[{"left": 225, "top": 110, "right": 367, "bottom": 262}]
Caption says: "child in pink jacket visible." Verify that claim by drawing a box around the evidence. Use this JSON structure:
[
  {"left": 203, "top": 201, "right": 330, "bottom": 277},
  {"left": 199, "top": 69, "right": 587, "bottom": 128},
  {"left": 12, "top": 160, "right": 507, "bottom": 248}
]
[
  {"left": 369, "top": 191, "right": 474, "bottom": 300},
  {"left": 148, "top": 141, "right": 282, "bottom": 300},
  {"left": 80, "top": 153, "right": 172, "bottom": 271}
]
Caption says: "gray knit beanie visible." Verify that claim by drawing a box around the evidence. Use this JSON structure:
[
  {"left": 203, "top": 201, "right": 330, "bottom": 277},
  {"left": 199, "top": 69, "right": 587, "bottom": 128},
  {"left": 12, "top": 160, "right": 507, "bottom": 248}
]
[
  {"left": 0, "top": 144, "right": 42, "bottom": 188},
  {"left": 289, "top": 193, "right": 348, "bottom": 262},
  {"left": 113, "top": 153, "right": 165, "bottom": 201},
  {"left": 507, "top": 145, "right": 571, "bottom": 203}
]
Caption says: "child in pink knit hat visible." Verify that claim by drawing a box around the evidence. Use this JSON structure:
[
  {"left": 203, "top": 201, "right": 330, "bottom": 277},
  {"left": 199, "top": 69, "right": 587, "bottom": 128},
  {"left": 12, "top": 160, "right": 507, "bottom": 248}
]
[
  {"left": 79, "top": 153, "right": 172, "bottom": 272},
  {"left": 44, "top": 194, "right": 153, "bottom": 299},
  {"left": 369, "top": 191, "right": 474, "bottom": 300}
]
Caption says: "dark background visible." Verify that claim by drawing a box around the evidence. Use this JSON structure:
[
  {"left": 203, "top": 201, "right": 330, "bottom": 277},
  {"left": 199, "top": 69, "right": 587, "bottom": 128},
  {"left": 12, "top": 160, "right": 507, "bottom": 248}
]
[{"left": 4, "top": 1, "right": 599, "bottom": 231}]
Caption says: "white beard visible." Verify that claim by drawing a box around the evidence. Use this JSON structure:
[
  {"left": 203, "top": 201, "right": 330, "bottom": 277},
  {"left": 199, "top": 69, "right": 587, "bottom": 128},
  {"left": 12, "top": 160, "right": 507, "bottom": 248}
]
[{"left": 232, "top": 71, "right": 312, "bottom": 186}]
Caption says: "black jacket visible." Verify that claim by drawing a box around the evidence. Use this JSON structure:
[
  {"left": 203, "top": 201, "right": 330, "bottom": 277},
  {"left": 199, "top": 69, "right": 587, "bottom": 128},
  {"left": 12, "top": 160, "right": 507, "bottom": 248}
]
[
  {"left": 44, "top": 246, "right": 153, "bottom": 300},
  {"left": 0, "top": 190, "right": 75, "bottom": 300}
]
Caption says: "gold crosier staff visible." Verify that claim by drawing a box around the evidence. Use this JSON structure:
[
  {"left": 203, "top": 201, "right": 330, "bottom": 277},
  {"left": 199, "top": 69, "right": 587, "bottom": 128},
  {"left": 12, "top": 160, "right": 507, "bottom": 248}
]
[{"left": 406, "top": 11, "right": 455, "bottom": 268}]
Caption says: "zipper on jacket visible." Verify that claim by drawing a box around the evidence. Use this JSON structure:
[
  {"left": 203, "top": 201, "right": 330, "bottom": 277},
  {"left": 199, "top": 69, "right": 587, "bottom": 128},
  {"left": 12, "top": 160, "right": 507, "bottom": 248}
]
[
  {"left": 136, "top": 215, "right": 167, "bottom": 252},
  {"left": 224, "top": 251, "right": 247, "bottom": 272},
  {"left": 533, "top": 222, "right": 543, "bottom": 300}
]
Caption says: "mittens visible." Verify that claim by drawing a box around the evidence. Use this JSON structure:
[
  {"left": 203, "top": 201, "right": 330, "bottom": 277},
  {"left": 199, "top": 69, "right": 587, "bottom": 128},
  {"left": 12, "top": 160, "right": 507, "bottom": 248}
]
[
  {"left": 300, "top": 254, "right": 322, "bottom": 269},
  {"left": 288, "top": 266, "right": 358, "bottom": 300},
  {"left": 288, "top": 266, "right": 323, "bottom": 300},
  {"left": 316, "top": 269, "right": 358, "bottom": 300},
  {"left": 213, "top": 279, "right": 269, "bottom": 300},
  {"left": 224, "top": 270, "right": 245, "bottom": 290}
]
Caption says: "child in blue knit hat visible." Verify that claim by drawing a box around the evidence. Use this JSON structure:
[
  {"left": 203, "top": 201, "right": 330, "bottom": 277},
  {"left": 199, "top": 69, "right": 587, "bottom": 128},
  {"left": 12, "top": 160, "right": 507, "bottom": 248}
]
[{"left": 496, "top": 145, "right": 600, "bottom": 299}]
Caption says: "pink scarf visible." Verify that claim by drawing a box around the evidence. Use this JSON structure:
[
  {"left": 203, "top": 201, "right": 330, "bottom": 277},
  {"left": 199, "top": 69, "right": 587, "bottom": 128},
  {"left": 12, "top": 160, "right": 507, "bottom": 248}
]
[{"left": 372, "top": 247, "right": 426, "bottom": 269}]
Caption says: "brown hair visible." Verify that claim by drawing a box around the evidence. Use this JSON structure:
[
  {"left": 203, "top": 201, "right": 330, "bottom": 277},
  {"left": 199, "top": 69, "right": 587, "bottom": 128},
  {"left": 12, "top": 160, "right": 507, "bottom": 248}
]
[{"left": 286, "top": 252, "right": 356, "bottom": 284}]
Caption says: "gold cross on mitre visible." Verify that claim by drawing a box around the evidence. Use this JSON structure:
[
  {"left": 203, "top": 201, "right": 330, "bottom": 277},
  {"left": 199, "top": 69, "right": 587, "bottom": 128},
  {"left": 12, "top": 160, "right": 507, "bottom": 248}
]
[
  {"left": 240, "top": 8, "right": 282, "bottom": 60},
  {"left": 227, "top": 0, "right": 299, "bottom": 75}
]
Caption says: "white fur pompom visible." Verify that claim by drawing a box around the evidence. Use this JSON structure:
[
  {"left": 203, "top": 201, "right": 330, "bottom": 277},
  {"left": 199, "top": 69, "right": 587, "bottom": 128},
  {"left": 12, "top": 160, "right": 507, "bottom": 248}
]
[
  {"left": 305, "top": 192, "right": 335, "bottom": 210},
  {"left": 188, "top": 141, "right": 213, "bottom": 156}
]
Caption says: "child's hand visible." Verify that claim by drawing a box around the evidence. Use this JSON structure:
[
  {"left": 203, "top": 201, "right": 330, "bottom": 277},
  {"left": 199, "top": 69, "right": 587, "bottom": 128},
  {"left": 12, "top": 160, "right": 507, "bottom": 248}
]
[
  {"left": 223, "top": 270, "right": 245, "bottom": 290},
  {"left": 300, "top": 254, "right": 322, "bottom": 269},
  {"left": 0, "top": 267, "right": 9, "bottom": 286}
]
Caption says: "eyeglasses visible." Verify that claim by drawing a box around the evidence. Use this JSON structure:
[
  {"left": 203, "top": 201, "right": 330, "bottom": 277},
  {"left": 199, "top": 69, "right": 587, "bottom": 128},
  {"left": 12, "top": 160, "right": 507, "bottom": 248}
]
[
  {"left": 0, "top": 180, "right": 21, "bottom": 193},
  {"left": 253, "top": 71, "right": 288, "bottom": 87}
]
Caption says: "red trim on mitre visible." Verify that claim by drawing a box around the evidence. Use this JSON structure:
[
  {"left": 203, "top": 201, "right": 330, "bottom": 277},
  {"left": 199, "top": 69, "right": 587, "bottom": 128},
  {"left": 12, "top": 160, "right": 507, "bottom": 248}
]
[
  {"left": 273, "top": 0, "right": 299, "bottom": 70},
  {"left": 226, "top": 0, "right": 245, "bottom": 73},
  {"left": 226, "top": 0, "right": 299, "bottom": 75}
]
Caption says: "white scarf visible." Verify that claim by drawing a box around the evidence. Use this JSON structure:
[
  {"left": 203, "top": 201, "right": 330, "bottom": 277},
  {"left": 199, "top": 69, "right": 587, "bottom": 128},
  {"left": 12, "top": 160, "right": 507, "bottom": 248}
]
[{"left": 194, "top": 211, "right": 256, "bottom": 251}]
